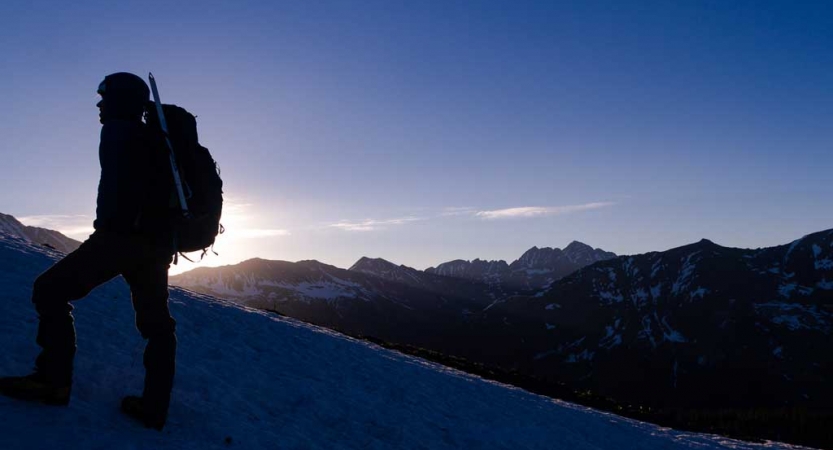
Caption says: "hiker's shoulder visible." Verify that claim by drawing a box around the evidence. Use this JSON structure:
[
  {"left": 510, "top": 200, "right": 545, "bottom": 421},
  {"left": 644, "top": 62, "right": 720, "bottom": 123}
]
[{"left": 100, "top": 120, "right": 146, "bottom": 141}]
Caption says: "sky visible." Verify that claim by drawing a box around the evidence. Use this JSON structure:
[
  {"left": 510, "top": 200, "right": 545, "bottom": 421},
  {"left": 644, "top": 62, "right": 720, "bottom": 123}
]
[{"left": 1, "top": 0, "right": 831, "bottom": 275}]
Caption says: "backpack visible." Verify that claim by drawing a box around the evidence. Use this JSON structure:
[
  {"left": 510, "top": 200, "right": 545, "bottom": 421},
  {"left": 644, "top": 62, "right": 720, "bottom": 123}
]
[{"left": 145, "top": 103, "right": 224, "bottom": 260}]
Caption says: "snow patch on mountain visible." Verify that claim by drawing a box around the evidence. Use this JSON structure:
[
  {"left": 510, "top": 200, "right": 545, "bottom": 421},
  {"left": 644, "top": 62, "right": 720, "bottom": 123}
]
[
  {"left": 279, "top": 281, "right": 360, "bottom": 301},
  {"left": 690, "top": 287, "right": 708, "bottom": 300},
  {"left": 599, "top": 322, "right": 623, "bottom": 350},
  {"left": 671, "top": 252, "right": 700, "bottom": 296},
  {"left": 812, "top": 244, "right": 822, "bottom": 258},
  {"left": 659, "top": 314, "right": 688, "bottom": 343},
  {"left": 754, "top": 302, "right": 832, "bottom": 333}
]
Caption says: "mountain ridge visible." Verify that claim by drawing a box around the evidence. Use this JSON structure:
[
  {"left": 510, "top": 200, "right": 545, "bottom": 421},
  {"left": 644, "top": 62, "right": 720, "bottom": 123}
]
[
  {"left": 481, "top": 227, "right": 833, "bottom": 409},
  {"left": 171, "top": 228, "right": 833, "bottom": 416},
  {"left": 0, "top": 212, "right": 81, "bottom": 254}
]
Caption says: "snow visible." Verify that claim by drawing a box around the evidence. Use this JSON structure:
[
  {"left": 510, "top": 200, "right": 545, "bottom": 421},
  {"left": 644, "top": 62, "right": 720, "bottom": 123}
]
[
  {"left": 277, "top": 281, "right": 359, "bottom": 301},
  {"left": 599, "top": 325, "right": 623, "bottom": 350},
  {"left": 671, "top": 252, "right": 700, "bottom": 297},
  {"left": 0, "top": 233, "right": 811, "bottom": 449},
  {"left": 638, "top": 315, "right": 658, "bottom": 349},
  {"left": 650, "top": 283, "right": 662, "bottom": 300},
  {"left": 660, "top": 314, "right": 688, "bottom": 343},
  {"left": 689, "top": 287, "right": 708, "bottom": 300},
  {"left": 597, "top": 290, "right": 624, "bottom": 304},
  {"left": 812, "top": 244, "right": 822, "bottom": 258},
  {"left": 623, "top": 257, "right": 638, "bottom": 277},
  {"left": 778, "top": 283, "right": 796, "bottom": 298},
  {"left": 565, "top": 349, "right": 595, "bottom": 363},
  {"left": 815, "top": 259, "right": 832, "bottom": 270},
  {"left": 650, "top": 258, "right": 662, "bottom": 279},
  {"left": 784, "top": 237, "right": 803, "bottom": 262},
  {"left": 185, "top": 272, "right": 371, "bottom": 304},
  {"left": 754, "top": 302, "right": 832, "bottom": 332},
  {"left": 204, "top": 276, "right": 262, "bottom": 297},
  {"left": 631, "top": 288, "right": 649, "bottom": 307}
]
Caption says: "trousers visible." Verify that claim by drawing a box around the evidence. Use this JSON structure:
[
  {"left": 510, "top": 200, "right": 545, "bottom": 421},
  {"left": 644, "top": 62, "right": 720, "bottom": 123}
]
[{"left": 32, "top": 230, "right": 176, "bottom": 412}]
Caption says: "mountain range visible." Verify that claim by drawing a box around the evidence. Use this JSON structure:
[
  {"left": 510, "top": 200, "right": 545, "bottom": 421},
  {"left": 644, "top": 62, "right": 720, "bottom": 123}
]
[
  {"left": 0, "top": 212, "right": 81, "bottom": 254},
  {"left": 169, "top": 241, "right": 613, "bottom": 351},
  {"left": 171, "top": 228, "right": 833, "bottom": 413},
  {"left": 1, "top": 229, "right": 811, "bottom": 449},
  {"left": 4, "top": 210, "right": 831, "bottom": 417},
  {"left": 483, "top": 230, "right": 833, "bottom": 409},
  {"left": 426, "top": 241, "right": 616, "bottom": 292}
]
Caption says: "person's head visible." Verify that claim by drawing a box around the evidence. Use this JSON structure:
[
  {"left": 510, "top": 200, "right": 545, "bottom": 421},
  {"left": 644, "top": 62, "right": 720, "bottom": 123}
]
[{"left": 96, "top": 72, "right": 150, "bottom": 124}]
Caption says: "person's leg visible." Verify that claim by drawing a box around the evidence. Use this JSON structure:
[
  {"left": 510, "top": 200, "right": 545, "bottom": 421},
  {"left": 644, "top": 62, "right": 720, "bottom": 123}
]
[
  {"left": 32, "top": 232, "right": 124, "bottom": 386},
  {"left": 122, "top": 252, "right": 175, "bottom": 428},
  {"left": 0, "top": 232, "right": 125, "bottom": 404}
]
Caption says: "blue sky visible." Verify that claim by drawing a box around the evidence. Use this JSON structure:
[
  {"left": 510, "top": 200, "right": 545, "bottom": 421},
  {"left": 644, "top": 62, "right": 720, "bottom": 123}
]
[{"left": 1, "top": 1, "right": 831, "bottom": 274}]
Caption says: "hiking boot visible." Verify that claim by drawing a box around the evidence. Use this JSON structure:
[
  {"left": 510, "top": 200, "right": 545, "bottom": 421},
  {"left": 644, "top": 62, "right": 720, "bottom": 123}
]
[
  {"left": 121, "top": 395, "right": 167, "bottom": 431},
  {"left": 0, "top": 373, "right": 71, "bottom": 406}
]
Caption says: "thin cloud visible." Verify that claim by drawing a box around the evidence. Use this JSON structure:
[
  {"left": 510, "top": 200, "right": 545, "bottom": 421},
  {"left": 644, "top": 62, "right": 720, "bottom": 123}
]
[
  {"left": 328, "top": 216, "right": 424, "bottom": 232},
  {"left": 441, "top": 207, "right": 477, "bottom": 217},
  {"left": 475, "top": 202, "right": 614, "bottom": 220}
]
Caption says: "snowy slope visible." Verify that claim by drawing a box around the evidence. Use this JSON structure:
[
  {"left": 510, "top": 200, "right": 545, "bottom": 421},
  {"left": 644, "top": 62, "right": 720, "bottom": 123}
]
[{"left": 0, "top": 233, "right": 811, "bottom": 449}]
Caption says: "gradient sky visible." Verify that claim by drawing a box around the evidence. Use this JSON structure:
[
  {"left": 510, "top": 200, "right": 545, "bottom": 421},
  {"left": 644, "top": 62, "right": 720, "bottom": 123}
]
[{"left": 1, "top": 0, "right": 831, "bottom": 275}]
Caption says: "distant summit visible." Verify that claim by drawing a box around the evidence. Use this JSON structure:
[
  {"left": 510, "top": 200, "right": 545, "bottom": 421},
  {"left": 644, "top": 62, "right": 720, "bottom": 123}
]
[
  {"left": 427, "top": 259, "right": 510, "bottom": 279},
  {"left": 348, "top": 256, "right": 403, "bottom": 274},
  {"left": 348, "top": 257, "right": 429, "bottom": 286},
  {"left": 0, "top": 212, "right": 81, "bottom": 254},
  {"left": 427, "top": 241, "right": 616, "bottom": 290}
]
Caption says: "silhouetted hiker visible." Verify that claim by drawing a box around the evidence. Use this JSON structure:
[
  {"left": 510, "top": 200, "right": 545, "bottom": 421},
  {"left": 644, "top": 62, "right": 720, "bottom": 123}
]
[{"left": 0, "top": 72, "right": 177, "bottom": 431}]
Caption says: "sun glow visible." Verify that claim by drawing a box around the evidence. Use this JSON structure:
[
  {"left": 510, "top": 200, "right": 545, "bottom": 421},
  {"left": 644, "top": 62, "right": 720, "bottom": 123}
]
[{"left": 167, "top": 198, "right": 290, "bottom": 275}]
